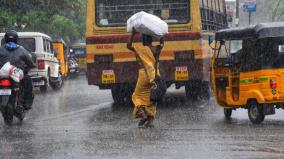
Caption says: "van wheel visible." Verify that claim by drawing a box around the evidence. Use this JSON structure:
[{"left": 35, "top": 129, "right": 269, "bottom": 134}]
[
  {"left": 50, "top": 73, "right": 63, "bottom": 90},
  {"left": 248, "top": 101, "right": 265, "bottom": 124},
  {"left": 224, "top": 108, "right": 232, "bottom": 119},
  {"left": 40, "top": 82, "right": 48, "bottom": 93}
]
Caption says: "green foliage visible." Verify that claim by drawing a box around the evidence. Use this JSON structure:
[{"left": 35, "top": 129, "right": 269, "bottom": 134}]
[
  {"left": 0, "top": 0, "right": 86, "bottom": 44},
  {"left": 0, "top": 10, "right": 16, "bottom": 31},
  {"left": 272, "top": 0, "right": 284, "bottom": 21},
  {"left": 51, "top": 15, "right": 80, "bottom": 43}
]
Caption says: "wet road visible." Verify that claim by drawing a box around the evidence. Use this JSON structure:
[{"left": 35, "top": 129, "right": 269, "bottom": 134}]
[{"left": 1, "top": 75, "right": 284, "bottom": 159}]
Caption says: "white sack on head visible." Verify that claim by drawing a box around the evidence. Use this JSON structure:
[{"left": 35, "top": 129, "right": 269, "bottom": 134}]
[
  {"left": 127, "top": 11, "right": 168, "bottom": 38},
  {"left": 0, "top": 62, "right": 24, "bottom": 83}
]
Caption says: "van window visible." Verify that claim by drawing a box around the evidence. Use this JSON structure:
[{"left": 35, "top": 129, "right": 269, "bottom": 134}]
[
  {"left": 43, "top": 39, "right": 48, "bottom": 52},
  {"left": 1, "top": 38, "right": 36, "bottom": 52},
  {"left": 43, "top": 39, "right": 53, "bottom": 53}
]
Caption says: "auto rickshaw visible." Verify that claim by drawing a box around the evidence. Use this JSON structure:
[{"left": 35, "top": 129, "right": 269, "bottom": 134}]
[
  {"left": 53, "top": 39, "right": 69, "bottom": 77},
  {"left": 210, "top": 22, "right": 284, "bottom": 124}
]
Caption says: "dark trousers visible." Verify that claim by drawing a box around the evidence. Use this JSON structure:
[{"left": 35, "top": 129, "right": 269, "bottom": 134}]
[{"left": 20, "top": 75, "right": 34, "bottom": 109}]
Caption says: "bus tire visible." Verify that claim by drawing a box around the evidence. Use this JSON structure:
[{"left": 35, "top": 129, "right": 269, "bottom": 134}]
[
  {"left": 185, "top": 81, "right": 199, "bottom": 100},
  {"left": 111, "top": 85, "right": 127, "bottom": 104},
  {"left": 224, "top": 108, "right": 232, "bottom": 119},
  {"left": 248, "top": 101, "right": 265, "bottom": 124},
  {"left": 200, "top": 81, "right": 210, "bottom": 101}
]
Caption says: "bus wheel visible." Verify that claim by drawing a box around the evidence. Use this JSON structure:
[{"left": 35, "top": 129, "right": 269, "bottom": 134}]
[
  {"left": 224, "top": 108, "right": 232, "bottom": 119},
  {"left": 200, "top": 81, "right": 210, "bottom": 101},
  {"left": 185, "top": 83, "right": 198, "bottom": 100},
  {"left": 185, "top": 81, "right": 199, "bottom": 100},
  {"left": 111, "top": 85, "right": 128, "bottom": 104},
  {"left": 248, "top": 101, "right": 265, "bottom": 124}
]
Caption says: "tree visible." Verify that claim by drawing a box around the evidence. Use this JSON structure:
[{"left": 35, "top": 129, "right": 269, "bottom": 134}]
[
  {"left": 0, "top": 10, "right": 16, "bottom": 32},
  {"left": 272, "top": 0, "right": 284, "bottom": 21},
  {"left": 0, "top": 0, "right": 86, "bottom": 43},
  {"left": 50, "top": 15, "right": 80, "bottom": 44}
]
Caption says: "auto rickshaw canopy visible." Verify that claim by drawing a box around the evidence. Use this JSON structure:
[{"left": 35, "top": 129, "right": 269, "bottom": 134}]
[{"left": 216, "top": 22, "right": 284, "bottom": 40}]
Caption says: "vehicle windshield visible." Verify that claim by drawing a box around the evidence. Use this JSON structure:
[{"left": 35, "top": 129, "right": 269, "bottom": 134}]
[
  {"left": 216, "top": 40, "right": 243, "bottom": 58},
  {"left": 230, "top": 40, "right": 242, "bottom": 54},
  {"left": 95, "top": 0, "right": 190, "bottom": 26},
  {"left": 1, "top": 38, "right": 36, "bottom": 52}
]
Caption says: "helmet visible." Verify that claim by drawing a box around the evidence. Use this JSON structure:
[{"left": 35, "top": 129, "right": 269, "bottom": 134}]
[{"left": 4, "top": 30, "right": 18, "bottom": 44}]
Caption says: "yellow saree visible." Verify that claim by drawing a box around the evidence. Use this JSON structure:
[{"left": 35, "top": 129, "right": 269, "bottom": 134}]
[{"left": 132, "top": 43, "right": 158, "bottom": 118}]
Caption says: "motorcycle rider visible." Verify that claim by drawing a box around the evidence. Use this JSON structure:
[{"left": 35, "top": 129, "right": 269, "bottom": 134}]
[{"left": 0, "top": 30, "right": 36, "bottom": 110}]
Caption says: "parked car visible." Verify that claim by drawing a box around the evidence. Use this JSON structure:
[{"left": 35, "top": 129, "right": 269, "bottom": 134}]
[{"left": 0, "top": 32, "right": 63, "bottom": 92}]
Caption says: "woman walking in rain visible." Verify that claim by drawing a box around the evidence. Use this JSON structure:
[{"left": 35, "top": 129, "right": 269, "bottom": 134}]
[{"left": 127, "top": 28, "right": 164, "bottom": 127}]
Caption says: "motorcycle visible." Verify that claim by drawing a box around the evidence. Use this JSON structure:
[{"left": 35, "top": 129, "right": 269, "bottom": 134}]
[
  {"left": 0, "top": 78, "right": 25, "bottom": 125},
  {"left": 0, "top": 61, "right": 33, "bottom": 125}
]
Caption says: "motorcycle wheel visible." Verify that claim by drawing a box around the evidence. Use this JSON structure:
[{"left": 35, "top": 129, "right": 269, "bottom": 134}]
[
  {"left": 14, "top": 105, "right": 25, "bottom": 121},
  {"left": 1, "top": 103, "right": 14, "bottom": 125}
]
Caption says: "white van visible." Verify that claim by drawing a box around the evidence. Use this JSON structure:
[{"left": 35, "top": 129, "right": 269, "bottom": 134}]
[{"left": 0, "top": 32, "right": 63, "bottom": 92}]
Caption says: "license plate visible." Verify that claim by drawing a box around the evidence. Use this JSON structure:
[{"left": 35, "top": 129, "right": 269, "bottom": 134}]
[
  {"left": 102, "top": 70, "right": 115, "bottom": 84},
  {"left": 70, "top": 69, "right": 75, "bottom": 73},
  {"left": 0, "top": 89, "right": 11, "bottom": 95},
  {"left": 33, "top": 81, "right": 45, "bottom": 86},
  {"left": 175, "top": 66, "right": 189, "bottom": 81}
]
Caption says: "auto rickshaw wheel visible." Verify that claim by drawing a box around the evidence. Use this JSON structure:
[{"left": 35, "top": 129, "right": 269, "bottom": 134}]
[
  {"left": 224, "top": 108, "right": 232, "bottom": 119},
  {"left": 248, "top": 101, "right": 265, "bottom": 124}
]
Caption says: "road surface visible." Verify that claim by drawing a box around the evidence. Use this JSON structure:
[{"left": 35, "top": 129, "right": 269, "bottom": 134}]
[{"left": 1, "top": 75, "right": 284, "bottom": 159}]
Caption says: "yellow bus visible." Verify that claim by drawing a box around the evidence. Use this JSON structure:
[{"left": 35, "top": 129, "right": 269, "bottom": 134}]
[
  {"left": 86, "top": 0, "right": 227, "bottom": 103},
  {"left": 71, "top": 43, "right": 86, "bottom": 72}
]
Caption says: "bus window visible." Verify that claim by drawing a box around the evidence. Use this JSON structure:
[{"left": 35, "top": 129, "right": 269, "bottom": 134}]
[
  {"left": 95, "top": 0, "right": 190, "bottom": 26},
  {"left": 203, "top": 0, "right": 209, "bottom": 8},
  {"left": 219, "top": 0, "right": 224, "bottom": 13}
]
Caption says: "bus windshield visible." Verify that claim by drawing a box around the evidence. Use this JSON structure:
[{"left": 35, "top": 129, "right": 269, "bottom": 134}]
[{"left": 96, "top": 0, "right": 190, "bottom": 26}]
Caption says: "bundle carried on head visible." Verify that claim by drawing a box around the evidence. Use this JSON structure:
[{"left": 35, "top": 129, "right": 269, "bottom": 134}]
[{"left": 127, "top": 11, "right": 168, "bottom": 38}]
